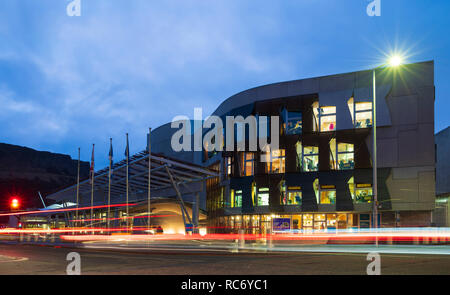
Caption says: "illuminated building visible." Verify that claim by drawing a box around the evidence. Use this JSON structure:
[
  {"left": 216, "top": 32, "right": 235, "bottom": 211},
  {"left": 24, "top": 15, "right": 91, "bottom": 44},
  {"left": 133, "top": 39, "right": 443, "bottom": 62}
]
[
  {"left": 203, "top": 61, "right": 436, "bottom": 233},
  {"left": 45, "top": 61, "right": 436, "bottom": 234}
]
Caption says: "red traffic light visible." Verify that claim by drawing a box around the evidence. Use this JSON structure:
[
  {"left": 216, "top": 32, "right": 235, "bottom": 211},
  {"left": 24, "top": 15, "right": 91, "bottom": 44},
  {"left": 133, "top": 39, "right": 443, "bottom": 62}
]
[{"left": 10, "top": 198, "right": 20, "bottom": 210}]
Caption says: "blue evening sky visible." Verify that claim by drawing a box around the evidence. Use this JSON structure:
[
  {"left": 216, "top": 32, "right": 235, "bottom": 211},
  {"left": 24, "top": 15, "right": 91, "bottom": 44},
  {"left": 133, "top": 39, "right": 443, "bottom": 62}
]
[{"left": 0, "top": 0, "right": 449, "bottom": 168}]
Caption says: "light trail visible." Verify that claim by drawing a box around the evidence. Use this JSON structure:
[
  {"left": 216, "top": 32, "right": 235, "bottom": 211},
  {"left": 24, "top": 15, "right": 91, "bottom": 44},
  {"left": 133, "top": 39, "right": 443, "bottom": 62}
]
[
  {"left": 68, "top": 214, "right": 176, "bottom": 222},
  {"left": 0, "top": 203, "right": 138, "bottom": 217}
]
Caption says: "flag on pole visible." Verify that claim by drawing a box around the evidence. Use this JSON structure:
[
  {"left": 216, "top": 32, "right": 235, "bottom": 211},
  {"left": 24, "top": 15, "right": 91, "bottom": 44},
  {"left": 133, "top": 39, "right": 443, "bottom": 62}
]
[
  {"left": 125, "top": 133, "right": 129, "bottom": 159},
  {"left": 90, "top": 144, "right": 95, "bottom": 184},
  {"left": 109, "top": 138, "right": 114, "bottom": 179}
]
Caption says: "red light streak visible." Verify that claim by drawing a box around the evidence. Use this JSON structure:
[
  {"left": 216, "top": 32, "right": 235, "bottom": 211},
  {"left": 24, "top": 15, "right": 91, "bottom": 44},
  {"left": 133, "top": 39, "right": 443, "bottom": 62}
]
[
  {"left": 69, "top": 214, "right": 176, "bottom": 222},
  {"left": 0, "top": 203, "right": 137, "bottom": 217}
]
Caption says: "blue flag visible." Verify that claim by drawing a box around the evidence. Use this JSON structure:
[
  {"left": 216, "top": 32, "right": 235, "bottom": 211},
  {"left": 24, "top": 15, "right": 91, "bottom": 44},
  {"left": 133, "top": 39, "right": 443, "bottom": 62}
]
[
  {"left": 89, "top": 144, "right": 95, "bottom": 184},
  {"left": 124, "top": 133, "right": 129, "bottom": 159},
  {"left": 109, "top": 138, "right": 113, "bottom": 179}
]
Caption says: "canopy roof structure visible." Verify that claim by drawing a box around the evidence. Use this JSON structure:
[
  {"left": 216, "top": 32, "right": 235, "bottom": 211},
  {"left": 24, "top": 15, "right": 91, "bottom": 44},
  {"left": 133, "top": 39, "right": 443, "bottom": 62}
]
[{"left": 47, "top": 150, "right": 220, "bottom": 204}]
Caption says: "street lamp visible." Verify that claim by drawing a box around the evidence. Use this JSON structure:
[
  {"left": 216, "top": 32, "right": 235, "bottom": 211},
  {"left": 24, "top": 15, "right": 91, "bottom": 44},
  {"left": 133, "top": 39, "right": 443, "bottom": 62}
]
[{"left": 372, "top": 54, "right": 404, "bottom": 238}]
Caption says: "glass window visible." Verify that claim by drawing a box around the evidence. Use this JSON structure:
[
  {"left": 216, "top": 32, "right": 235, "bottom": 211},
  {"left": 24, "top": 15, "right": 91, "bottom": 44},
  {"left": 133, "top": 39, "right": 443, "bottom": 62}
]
[
  {"left": 313, "top": 178, "right": 320, "bottom": 203},
  {"left": 337, "top": 143, "right": 354, "bottom": 170},
  {"left": 265, "top": 149, "right": 286, "bottom": 174},
  {"left": 285, "top": 186, "right": 302, "bottom": 205},
  {"left": 296, "top": 141, "right": 303, "bottom": 171},
  {"left": 303, "top": 146, "right": 319, "bottom": 172},
  {"left": 225, "top": 157, "right": 233, "bottom": 178},
  {"left": 318, "top": 106, "right": 336, "bottom": 132},
  {"left": 256, "top": 187, "right": 269, "bottom": 206},
  {"left": 314, "top": 214, "right": 326, "bottom": 230},
  {"left": 252, "top": 182, "right": 257, "bottom": 206},
  {"left": 319, "top": 185, "right": 336, "bottom": 204},
  {"left": 327, "top": 214, "right": 337, "bottom": 228},
  {"left": 329, "top": 138, "right": 337, "bottom": 170},
  {"left": 286, "top": 111, "right": 303, "bottom": 135},
  {"left": 241, "top": 152, "right": 255, "bottom": 176},
  {"left": 355, "top": 184, "right": 373, "bottom": 203},
  {"left": 355, "top": 101, "right": 373, "bottom": 129},
  {"left": 348, "top": 176, "right": 355, "bottom": 201},
  {"left": 312, "top": 102, "right": 320, "bottom": 132},
  {"left": 231, "top": 189, "right": 242, "bottom": 208},
  {"left": 303, "top": 214, "right": 314, "bottom": 227}
]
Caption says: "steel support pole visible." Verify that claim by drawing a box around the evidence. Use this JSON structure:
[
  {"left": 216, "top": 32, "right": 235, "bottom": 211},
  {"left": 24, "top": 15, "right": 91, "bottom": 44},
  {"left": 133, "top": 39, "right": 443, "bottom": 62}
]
[
  {"left": 165, "top": 166, "right": 193, "bottom": 229},
  {"left": 373, "top": 69, "right": 379, "bottom": 246},
  {"left": 90, "top": 144, "right": 95, "bottom": 233},
  {"left": 76, "top": 147, "right": 80, "bottom": 230},
  {"left": 148, "top": 128, "right": 152, "bottom": 234},
  {"left": 107, "top": 138, "right": 112, "bottom": 232}
]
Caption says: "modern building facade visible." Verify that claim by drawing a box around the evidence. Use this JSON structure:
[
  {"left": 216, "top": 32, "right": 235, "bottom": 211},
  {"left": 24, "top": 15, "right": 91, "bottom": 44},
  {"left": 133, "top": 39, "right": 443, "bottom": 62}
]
[
  {"left": 201, "top": 61, "right": 436, "bottom": 233},
  {"left": 45, "top": 61, "right": 436, "bottom": 234}
]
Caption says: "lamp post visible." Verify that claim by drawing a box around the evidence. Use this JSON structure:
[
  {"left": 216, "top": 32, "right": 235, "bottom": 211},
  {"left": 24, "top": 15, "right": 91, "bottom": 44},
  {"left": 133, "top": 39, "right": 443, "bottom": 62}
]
[{"left": 372, "top": 55, "right": 404, "bottom": 245}]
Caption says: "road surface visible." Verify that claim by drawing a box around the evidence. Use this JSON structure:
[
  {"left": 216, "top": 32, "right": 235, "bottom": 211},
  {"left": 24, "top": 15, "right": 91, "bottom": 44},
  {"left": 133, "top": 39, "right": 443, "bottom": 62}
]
[{"left": 0, "top": 243, "right": 449, "bottom": 275}]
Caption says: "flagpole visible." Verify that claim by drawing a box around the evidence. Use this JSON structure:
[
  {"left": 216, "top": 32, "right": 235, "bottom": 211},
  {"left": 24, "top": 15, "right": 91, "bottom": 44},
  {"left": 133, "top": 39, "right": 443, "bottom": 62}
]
[
  {"left": 75, "top": 147, "right": 80, "bottom": 231},
  {"left": 108, "top": 138, "right": 112, "bottom": 232},
  {"left": 126, "top": 133, "right": 129, "bottom": 232},
  {"left": 90, "top": 143, "right": 95, "bottom": 233},
  {"left": 147, "top": 128, "right": 152, "bottom": 234}
]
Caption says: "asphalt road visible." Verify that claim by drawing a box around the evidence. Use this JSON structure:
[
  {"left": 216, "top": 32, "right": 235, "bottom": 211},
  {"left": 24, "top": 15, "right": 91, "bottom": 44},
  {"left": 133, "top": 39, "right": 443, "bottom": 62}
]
[{"left": 0, "top": 244, "right": 449, "bottom": 275}]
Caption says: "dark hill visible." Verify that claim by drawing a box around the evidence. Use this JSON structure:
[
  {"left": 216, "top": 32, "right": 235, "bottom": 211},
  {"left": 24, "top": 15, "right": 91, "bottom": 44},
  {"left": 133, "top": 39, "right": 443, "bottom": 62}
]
[{"left": 0, "top": 143, "right": 89, "bottom": 212}]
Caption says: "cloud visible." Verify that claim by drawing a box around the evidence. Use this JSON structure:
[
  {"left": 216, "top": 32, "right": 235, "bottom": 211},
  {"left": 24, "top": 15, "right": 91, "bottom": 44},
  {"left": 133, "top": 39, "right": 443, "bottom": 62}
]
[
  {"left": 0, "top": 1, "right": 298, "bottom": 167},
  {"left": 2, "top": 0, "right": 445, "bottom": 167}
]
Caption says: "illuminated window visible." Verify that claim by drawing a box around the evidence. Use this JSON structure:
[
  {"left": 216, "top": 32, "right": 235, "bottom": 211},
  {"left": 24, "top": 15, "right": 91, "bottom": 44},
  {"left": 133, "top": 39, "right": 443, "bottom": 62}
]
[
  {"left": 314, "top": 214, "right": 326, "bottom": 230},
  {"left": 313, "top": 178, "right": 320, "bottom": 203},
  {"left": 327, "top": 214, "right": 337, "bottom": 228},
  {"left": 285, "top": 186, "right": 302, "bottom": 205},
  {"left": 318, "top": 106, "right": 336, "bottom": 132},
  {"left": 312, "top": 101, "right": 319, "bottom": 132},
  {"left": 303, "top": 146, "right": 319, "bottom": 172},
  {"left": 296, "top": 141, "right": 303, "bottom": 171},
  {"left": 283, "top": 109, "right": 303, "bottom": 135},
  {"left": 330, "top": 140, "right": 354, "bottom": 170},
  {"left": 355, "top": 184, "right": 373, "bottom": 203},
  {"left": 264, "top": 149, "right": 286, "bottom": 174},
  {"left": 355, "top": 102, "right": 373, "bottom": 128},
  {"left": 319, "top": 185, "right": 336, "bottom": 204},
  {"left": 252, "top": 182, "right": 257, "bottom": 206},
  {"left": 348, "top": 176, "right": 355, "bottom": 201},
  {"left": 225, "top": 156, "right": 233, "bottom": 178},
  {"left": 337, "top": 143, "right": 354, "bottom": 170},
  {"left": 256, "top": 187, "right": 269, "bottom": 206},
  {"left": 303, "top": 214, "right": 314, "bottom": 227},
  {"left": 241, "top": 152, "right": 255, "bottom": 176},
  {"left": 330, "top": 138, "right": 337, "bottom": 170},
  {"left": 348, "top": 98, "right": 373, "bottom": 129},
  {"left": 231, "top": 189, "right": 242, "bottom": 208}
]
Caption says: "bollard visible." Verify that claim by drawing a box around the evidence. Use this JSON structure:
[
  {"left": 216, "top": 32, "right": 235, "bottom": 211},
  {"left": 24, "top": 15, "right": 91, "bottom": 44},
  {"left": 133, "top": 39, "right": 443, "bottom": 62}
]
[{"left": 239, "top": 229, "right": 245, "bottom": 248}]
